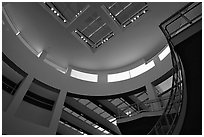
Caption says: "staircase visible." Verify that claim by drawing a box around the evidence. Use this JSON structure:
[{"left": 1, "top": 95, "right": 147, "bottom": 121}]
[{"left": 116, "top": 2, "right": 201, "bottom": 135}]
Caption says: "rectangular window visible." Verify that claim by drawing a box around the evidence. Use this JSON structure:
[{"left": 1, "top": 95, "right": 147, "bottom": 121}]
[
  {"left": 158, "top": 46, "right": 170, "bottom": 61},
  {"left": 70, "top": 69, "right": 98, "bottom": 82},
  {"left": 108, "top": 70, "right": 130, "bottom": 82}
]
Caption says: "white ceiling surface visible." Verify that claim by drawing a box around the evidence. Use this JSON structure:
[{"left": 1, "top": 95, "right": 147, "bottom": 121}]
[{"left": 5, "top": 2, "right": 187, "bottom": 70}]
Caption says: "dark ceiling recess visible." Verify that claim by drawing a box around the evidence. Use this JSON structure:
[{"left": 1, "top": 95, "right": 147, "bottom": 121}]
[
  {"left": 73, "top": 11, "right": 114, "bottom": 53},
  {"left": 102, "top": 2, "right": 148, "bottom": 28},
  {"left": 42, "top": 2, "right": 90, "bottom": 27}
]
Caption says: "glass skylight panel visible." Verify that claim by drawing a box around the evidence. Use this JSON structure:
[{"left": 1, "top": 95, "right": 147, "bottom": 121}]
[
  {"left": 94, "top": 107, "right": 104, "bottom": 114},
  {"left": 64, "top": 107, "right": 72, "bottom": 113},
  {"left": 108, "top": 117, "right": 116, "bottom": 122},
  {"left": 70, "top": 69, "right": 98, "bottom": 82},
  {"left": 98, "top": 127, "right": 105, "bottom": 131},
  {"left": 111, "top": 99, "right": 123, "bottom": 106},
  {"left": 107, "top": 70, "right": 130, "bottom": 82},
  {"left": 79, "top": 99, "right": 90, "bottom": 105},
  {"left": 158, "top": 45, "right": 171, "bottom": 61},
  {"left": 72, "top": 112, "right": 80, "bottom": 117},
  {"left": 93, "top": 107, "right": 104, "bottom": 114},
  {"left": 78, "top": 116, "right": 86, "bottom": 121},
  {"left": 117, "top": 103, "right": 128, "bottom": 110},
  {"left": 86, "top": 102, "right": 97, "bottom": 110},
  {"left": 103, "top": 130, "right": 110, "bottom": 134},
  {"left": 85, "top": 120, "right": 93, "bottom": 125},
  {"left": 93, "top": 125, "right": 99, "bottom": 128},
  {"left": 100, "top": 112, "right": 110, "bottom": 118}
]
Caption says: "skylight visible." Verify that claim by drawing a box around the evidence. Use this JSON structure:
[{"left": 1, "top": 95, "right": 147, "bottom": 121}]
[
  {"left": 158, "top": 45, "right": 171, "bottom": 61},
  {"left": 107, "top": 70, "right": 130, "bottom": 82},
  {"left": 129, "top": 63, "right": 146, "bottom": 78},
  {"left": 108, "top": 60, "right": 155, "bottom": 82},
  {"left": 70, "top": 69, "right": 98, "bottom": 82},
  {"left": 103, "top": 2, "right": 148, "bottom": 28},
  {"left": 130, "top": 60, "right": 155, "bottom": 78}
]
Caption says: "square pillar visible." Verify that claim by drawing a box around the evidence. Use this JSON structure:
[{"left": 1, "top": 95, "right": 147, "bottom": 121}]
[
  {"left": 49, "top": 90, "right": 67, "bottom": 134},
  {"left": 145, "top": 83, "right": 161, "bottom": 111},
  {"left": 7, "top": 75, "right": 34, "bottom": 115}
]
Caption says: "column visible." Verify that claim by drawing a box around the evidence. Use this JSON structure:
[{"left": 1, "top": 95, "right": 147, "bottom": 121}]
[
  {"left": 7, "top": 74, "right": 34, "bottom": 115},
  {"left": 145, "top": 83, "right": 161, "bottom": 111},
  {"left": 49, "top": 89, "right": 67, "bottom": 134}
]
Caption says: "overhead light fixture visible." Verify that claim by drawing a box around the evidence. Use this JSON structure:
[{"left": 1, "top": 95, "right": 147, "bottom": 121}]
[
  {"left": 16, "top": 31, "right": 20, "bottom": 36},
  {"left": 37, "top": 51, "right": 43, "bottom": 58},
  {"left": 56, "top": 68, "right": 68, "bottom": 74}
]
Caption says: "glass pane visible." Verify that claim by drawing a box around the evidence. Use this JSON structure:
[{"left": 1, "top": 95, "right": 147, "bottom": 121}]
[
  {"left": 79, "top": 99, "right": 90, "bottom": 105},
  {"left": 86, "top": 103, "right": 97, "bottom": 110},
  {"left": 100, "top": 112, "right": 110, "bottom": 118},
  {"left": 117, "top": 103, "right": 128, "bottom": 109},
  {"left": 93, "top": 107, "right": 104, "bottom": 114},
  {"left": 111, "top": 99, "right": 122, "bottom": 106},
  {"left": 64, "top": 107, "right": 72, "bottom": 113},
  {"left": 155, "top": 76, "right": 172, "bottom": 94},
  {"left": 72, "top": 112, "right": 80, "bottom": 117},
  {"left": 78, "top": 116, "right": 86, "bottom": 121},
  {"left": 85, "top": 120, "right": 93, "bottom": 125},
  {"left": 98, "top": 127, "right": 105, "bottom": 131}
]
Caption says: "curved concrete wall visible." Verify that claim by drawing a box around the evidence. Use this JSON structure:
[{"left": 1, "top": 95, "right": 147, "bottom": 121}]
[{"left": 3, "top": 9, "right": 172, "bottom": 96}]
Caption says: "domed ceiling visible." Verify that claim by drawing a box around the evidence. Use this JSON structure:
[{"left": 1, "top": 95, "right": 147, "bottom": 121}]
[{"left": 4, "top": 2, "right": 186, "bottom": 71}]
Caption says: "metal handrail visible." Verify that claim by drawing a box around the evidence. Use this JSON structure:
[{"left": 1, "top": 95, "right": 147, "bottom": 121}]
[
  {"left": 147, "top": 47, "right": 184, "bottom": 134},
  {"left": 160, "top": 2, "right": 201, "bottom": 39},
  {"left": 147, "top": 2, "right": 199, "bottom": 135}
]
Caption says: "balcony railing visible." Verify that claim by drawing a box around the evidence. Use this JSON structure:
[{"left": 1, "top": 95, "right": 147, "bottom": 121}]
[
  {"left": 116, "top": 3, "right": 196, "bottom": 134},
  {"left": 147, "top": 3, "right": 196, "bottom": 135},
  {"left": 160, "top": 2, "right": 201, "bottom": 39}
]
